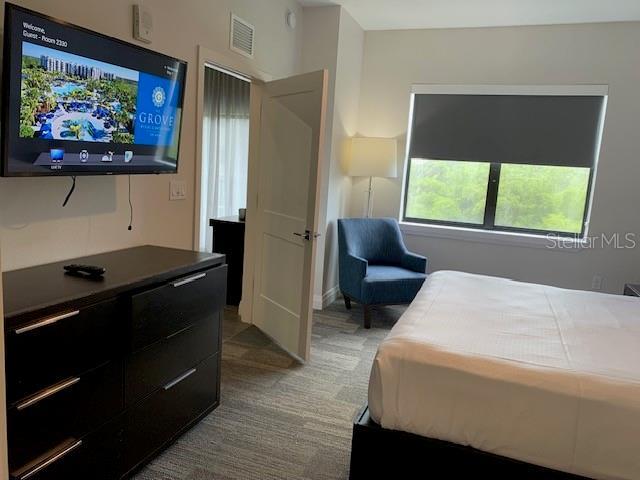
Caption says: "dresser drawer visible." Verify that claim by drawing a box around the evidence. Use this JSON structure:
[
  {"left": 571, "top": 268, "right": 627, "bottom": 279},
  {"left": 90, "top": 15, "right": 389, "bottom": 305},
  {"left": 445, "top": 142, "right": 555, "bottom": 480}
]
[
  {"left": 125, "top": 314, "right": 220, "bottom": 406},
  {"left": 5, "top": 299, "right": 121, "bottom": 403},
  {"left": 122, "top": 353, "right": 220, "bottom": 475},
  {"left": 130, "top": 265, "right": 226, "bottom": 351},
  {"left": 9, "top": 415, "right": 123, "bottom": 480},
  {"left": 8, "top": 360, "right": 123, "bottom": 471}
]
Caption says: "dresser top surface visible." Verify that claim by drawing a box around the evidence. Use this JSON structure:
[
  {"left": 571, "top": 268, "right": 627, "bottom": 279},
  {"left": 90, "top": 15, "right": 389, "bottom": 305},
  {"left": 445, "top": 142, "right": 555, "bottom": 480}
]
[{"left": 3, "top": 245, "right": 225, "bottom": 320}]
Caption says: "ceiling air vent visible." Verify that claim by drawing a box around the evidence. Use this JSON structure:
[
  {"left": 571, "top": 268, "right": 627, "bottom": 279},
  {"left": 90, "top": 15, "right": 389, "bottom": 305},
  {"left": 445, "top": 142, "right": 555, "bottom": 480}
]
[{"left": 230, "top": 14, "right": 255, "bottom": 58}]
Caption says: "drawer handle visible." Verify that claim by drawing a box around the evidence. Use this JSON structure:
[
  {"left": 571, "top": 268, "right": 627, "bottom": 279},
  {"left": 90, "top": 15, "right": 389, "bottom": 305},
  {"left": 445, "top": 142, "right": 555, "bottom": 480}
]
[
  {"left": 15, "top": 310, "right": 80, "bottom": 335},
  {"left": 17, "top": 377, "right": 81, "bottom": 411},
  {"left": 17, "top": 439, "right": 82, "bottom": 480},
  {"left": 165, "top": 323, "right": 195, "bottom": 341},
  {"left": 172, "top": 272, "right": 206, "bottom": 288},
  {"left": 163, "top": 368, "right": 197, "bottom": 391}
]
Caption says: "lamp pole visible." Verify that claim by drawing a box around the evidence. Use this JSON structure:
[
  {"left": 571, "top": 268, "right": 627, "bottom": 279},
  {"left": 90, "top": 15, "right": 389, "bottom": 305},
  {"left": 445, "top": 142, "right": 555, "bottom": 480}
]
[{"left": 366, "top": 176, "right": 373, "bottom": 218}]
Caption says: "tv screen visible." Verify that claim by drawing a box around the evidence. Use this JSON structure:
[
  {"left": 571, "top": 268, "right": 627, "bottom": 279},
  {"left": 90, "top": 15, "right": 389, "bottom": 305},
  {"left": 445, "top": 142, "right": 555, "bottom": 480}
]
[{"left": 1, "top": 4, "right": 187, "bottom": 176}]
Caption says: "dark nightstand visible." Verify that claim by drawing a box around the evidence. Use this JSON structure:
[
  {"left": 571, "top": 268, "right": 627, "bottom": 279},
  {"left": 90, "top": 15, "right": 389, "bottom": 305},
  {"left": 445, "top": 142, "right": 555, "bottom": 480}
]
[
  {"left": 623, "top": 283, "right": 640, "bottom": 296},
  {"left": 210, "top": 216, "right": 245, "bottom": 306}
]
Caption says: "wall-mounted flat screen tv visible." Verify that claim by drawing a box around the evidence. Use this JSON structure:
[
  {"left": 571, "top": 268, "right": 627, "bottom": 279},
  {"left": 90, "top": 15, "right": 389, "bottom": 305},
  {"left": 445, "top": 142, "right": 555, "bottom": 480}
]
[{"left": 1, "top": 3, "right": 187, "bottom": 176}]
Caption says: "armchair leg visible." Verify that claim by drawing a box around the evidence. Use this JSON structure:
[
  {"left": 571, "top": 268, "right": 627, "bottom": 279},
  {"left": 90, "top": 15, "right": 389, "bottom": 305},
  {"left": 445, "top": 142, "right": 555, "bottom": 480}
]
[
  {"left": 344, "top": 295, "right": 352, "bottom": 310},
  {"left": 363, "top": 305, "right": 372, "bottom": 329}
]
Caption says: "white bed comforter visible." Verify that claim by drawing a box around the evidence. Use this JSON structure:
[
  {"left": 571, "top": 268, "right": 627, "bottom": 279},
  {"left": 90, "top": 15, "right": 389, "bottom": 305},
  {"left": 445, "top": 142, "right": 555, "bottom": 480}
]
[{"left": 369, "top": 271, "right": 640, "bottom": 480}]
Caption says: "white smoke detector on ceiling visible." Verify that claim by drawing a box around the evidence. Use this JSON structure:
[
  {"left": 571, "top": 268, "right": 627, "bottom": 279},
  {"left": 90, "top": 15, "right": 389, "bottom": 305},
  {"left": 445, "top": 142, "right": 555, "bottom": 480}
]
[{"left": 286, "top": 9, "right": 297, "bottom": 30}]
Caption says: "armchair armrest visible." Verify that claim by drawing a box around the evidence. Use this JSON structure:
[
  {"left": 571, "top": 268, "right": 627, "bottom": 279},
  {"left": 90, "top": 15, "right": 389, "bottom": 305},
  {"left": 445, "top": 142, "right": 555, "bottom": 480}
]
[
  {"left": 340, "top": 253, "right": 369, "bottom": 299},
  {"left": 401, "top": 252, "right": 427, "bottom": 273}
]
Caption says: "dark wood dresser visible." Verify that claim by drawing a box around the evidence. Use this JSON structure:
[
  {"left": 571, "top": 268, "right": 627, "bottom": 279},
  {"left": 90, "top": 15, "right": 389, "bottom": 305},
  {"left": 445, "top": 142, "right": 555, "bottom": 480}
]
[
  {"left": 2, "top": 245, "right": 227, "bottom": 480},
  {"left": 209, "top": 216, "right": 245, "bottom": 305}
]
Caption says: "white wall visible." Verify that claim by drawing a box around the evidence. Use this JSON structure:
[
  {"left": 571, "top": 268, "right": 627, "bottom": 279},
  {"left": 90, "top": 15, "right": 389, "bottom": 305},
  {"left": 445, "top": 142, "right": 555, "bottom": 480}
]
[
  {"left": 354, "top": 22, "right": 640, "bottom": 293},
  {"left": 300, "top": 6, "right": 340, "bottom": 308},
  {"left": 321, "top": 9, "right": 363, "bottom": 303},
  {"left": 0, "top": 0, "right": 304, "bottom": 272},
  {"left": 301, "top": 6, "right": 364, "bottom": 307}
]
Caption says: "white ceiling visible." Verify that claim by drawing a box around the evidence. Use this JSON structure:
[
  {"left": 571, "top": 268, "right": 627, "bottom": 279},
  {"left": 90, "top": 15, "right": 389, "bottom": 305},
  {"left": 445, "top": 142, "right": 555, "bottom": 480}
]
[{"left": 297, "top": 0, "right": 640, "bottom": 30}]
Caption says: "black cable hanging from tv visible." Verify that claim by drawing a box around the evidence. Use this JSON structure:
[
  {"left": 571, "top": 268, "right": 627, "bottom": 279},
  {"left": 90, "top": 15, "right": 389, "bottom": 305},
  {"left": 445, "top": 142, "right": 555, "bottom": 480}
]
[
  {"left": 62, "top": 176, "right": 76, "bottom": 207},
  {"left": 128, "top": 175, "right": 133, "bottom": 231}
]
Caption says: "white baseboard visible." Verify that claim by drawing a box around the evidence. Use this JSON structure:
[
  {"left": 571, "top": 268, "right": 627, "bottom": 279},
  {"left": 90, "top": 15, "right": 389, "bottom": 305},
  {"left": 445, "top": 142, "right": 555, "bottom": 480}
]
[
  {"left": 313, "top": 285, "right": 340, "bottom": 310},
  {"left": 238, "top": 299, "right": 248, "bottom": 322}
]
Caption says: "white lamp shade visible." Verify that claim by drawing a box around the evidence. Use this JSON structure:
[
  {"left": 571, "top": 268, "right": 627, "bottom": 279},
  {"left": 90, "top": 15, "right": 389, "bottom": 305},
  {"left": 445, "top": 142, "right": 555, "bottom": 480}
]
[{"left": 348, "top": 137, "right": 398, "bottom": 178}]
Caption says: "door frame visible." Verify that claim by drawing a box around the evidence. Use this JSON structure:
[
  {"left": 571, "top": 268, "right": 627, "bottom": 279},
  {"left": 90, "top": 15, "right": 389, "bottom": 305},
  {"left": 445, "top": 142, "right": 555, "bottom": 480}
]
[{"left": 193, "top": 45, "right": 273, "bottom": 323}]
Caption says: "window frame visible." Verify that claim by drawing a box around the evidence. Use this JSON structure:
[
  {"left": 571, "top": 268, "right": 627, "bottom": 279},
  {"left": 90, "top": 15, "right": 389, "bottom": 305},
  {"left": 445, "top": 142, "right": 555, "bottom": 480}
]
[{"left": 400, "top": 85, "right": 608, "bottom": 240}]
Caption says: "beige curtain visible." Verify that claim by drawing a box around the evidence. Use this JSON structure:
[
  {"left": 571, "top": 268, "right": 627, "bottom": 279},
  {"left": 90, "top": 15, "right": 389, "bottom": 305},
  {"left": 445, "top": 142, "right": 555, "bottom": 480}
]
[{"left": 202, "top": 67, "right": 250, "bottom": 251}]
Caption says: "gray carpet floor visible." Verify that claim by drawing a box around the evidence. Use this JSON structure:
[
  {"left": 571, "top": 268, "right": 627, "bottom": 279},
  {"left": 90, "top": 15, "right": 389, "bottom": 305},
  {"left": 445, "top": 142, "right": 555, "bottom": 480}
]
[{"left": 133, "top": 301, "right": 405, "bottom": 480}]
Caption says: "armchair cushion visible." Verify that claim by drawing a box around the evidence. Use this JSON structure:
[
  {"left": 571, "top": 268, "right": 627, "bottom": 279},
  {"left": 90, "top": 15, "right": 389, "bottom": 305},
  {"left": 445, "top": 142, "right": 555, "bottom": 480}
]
[{"left": 361, "top": 266, "right": 426, "bottom": 305}]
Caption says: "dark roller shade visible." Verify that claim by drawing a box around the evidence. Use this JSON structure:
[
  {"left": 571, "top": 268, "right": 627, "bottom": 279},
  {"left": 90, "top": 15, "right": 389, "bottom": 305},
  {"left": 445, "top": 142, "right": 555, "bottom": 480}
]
[{"left": 409, "top": 94, "right": 605, "bottom": 167}]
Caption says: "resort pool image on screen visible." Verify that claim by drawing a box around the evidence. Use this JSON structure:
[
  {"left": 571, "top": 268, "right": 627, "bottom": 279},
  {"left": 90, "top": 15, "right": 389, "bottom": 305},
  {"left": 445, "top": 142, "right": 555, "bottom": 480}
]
[
  {"left": 19, "top": 41, "right": 181, "bottom": 148},
  {"left": 20, "top": 42, "right": 140, "bottom": 144}
]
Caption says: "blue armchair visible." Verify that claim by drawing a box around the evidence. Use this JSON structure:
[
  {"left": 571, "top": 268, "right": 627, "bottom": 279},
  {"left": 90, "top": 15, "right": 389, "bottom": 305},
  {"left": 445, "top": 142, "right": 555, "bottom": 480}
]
[{"left": 337, "top": 218, "right": 427, "bottom": 328}]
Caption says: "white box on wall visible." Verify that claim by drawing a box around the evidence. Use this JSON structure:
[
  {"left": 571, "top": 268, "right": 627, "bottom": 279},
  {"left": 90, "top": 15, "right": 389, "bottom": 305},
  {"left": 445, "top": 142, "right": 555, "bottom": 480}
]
[{"left": 133, "top": 4, "right": 153, "bottom": 44}]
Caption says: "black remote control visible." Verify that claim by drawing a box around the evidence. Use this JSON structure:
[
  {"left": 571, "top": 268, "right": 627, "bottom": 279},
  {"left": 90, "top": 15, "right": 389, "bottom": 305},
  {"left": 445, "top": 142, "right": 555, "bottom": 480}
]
[{"left": 64, "top": 264, "right": 106, "bottom": 277}]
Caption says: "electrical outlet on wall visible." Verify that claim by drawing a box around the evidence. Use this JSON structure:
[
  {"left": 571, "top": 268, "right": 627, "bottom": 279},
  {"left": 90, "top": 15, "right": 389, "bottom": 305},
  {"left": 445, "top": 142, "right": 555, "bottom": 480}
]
[
  {"left": 592, "top": 275, "right": 603, "bottom": 291},
  {"left": 170, "top": 180, "right": 186, "bottom": 201}
]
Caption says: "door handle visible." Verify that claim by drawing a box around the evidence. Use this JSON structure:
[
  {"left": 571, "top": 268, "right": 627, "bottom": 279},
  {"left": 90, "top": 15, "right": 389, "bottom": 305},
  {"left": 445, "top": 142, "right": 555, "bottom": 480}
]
[{"left": 293, "top": 230, "right": 321, "bottom": 241}]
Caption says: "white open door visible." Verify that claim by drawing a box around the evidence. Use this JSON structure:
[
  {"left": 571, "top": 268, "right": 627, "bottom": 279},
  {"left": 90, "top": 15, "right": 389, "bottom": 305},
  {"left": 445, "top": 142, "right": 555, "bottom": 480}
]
[{"left": 249, "top": 70, "right": 328, "bottom": 362}]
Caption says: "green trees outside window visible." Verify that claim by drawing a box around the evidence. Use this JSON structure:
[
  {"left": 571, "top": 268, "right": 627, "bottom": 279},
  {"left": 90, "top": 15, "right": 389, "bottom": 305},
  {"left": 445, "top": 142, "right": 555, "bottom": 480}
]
[
  {"left": 495, "top": 164, "right": 590, "bottom": 234},
  {"left": 405, "top": 159, "right": 489, "bottom": 224},
  {"left": 404, "top": 158, "right": 591, "bottom": 236}
]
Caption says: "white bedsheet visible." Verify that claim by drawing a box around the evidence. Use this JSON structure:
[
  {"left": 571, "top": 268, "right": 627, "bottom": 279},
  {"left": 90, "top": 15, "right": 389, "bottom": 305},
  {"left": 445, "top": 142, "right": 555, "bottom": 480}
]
[{"left": 369, "top": 271, "right": 640, "bottom": 480}]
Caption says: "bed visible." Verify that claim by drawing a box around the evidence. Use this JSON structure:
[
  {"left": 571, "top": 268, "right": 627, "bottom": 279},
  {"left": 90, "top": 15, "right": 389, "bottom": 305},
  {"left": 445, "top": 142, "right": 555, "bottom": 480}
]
[{"left": 351, "top": 271, "right": 640, "bottom": 480}]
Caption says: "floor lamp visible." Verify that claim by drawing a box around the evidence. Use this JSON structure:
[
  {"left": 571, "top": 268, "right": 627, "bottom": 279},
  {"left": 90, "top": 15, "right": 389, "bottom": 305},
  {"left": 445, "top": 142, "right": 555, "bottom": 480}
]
[{"left": 348, "top": 137, "right": 398, "bottom": 217}]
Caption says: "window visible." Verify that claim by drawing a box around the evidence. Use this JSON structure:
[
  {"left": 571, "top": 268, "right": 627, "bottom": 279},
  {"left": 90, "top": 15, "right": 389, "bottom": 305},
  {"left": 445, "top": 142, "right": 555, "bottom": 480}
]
[
  {"left": 402, "top": 86, "right": 607, "bottom": 237},
  {"left": 494, "top": 164, "right": 591, "bottom": 233},
  {"left": 405, "top": 159, "right": 489, "bottom": 225}
]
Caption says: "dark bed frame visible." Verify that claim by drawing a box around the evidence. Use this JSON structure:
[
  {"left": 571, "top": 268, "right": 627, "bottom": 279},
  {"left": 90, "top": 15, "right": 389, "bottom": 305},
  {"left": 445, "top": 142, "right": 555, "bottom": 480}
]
[{"left": 349, "top": 405, "right": 592, "bottom": 479}]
